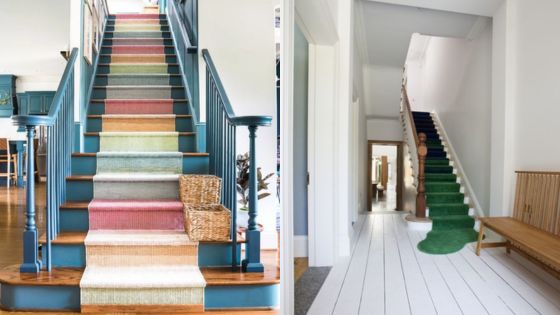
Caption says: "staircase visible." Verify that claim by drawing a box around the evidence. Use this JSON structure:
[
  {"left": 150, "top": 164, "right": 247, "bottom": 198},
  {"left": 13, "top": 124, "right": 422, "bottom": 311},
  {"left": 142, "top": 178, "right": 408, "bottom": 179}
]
[
  {"left": 412, "top": 111, "right": 478, "bottom": 254},
  {"left": 0, "top": 12, "right": 278, "bottom": 313},
  {"left": 79, "top": 13, "right": 205, "bottom": 312}
]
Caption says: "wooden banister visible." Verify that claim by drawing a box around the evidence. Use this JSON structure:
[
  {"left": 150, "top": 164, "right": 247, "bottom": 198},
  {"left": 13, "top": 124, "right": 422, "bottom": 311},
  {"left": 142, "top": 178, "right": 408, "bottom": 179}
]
[
  {"left": 402, "top": 87, "right": 419, "bottom": 145},
  {"left": 416, "top": 133, "right": 428, "bottom": 218}
]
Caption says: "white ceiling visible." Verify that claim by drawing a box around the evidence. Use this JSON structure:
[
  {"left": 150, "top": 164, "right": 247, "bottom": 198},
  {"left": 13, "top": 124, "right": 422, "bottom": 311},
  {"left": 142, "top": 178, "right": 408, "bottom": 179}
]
[
  {"left": 365, "top": 0, "right": 504, "bottom": 17},
  {"left": 359, "top": 1, "right": 484, "bottom": 67}
]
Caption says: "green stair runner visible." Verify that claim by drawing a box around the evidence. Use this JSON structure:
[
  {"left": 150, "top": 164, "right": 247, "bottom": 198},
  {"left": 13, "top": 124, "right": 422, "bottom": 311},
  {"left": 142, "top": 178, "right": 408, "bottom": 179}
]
[{"left": 413, "top": 111, "right": 478, "bottom": 254}]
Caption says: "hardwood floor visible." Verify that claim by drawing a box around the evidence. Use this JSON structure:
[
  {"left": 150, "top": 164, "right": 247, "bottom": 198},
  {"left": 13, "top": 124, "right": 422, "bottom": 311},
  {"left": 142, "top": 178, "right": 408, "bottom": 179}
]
[
  {"left": 0, "top": 184, "right": 46, "bottom": 268},
  {"left": 309, "top": 212, "right": 560, "bottom": 315},
  {"left": 294, "top": 257, "right": 309, "bottom": 282}
]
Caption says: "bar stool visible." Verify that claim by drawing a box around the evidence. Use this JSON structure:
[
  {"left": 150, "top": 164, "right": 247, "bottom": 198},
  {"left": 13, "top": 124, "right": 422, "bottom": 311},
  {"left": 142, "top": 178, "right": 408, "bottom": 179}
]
[{"left": 0, "top": 138, "right": 18, "bottom": 187}]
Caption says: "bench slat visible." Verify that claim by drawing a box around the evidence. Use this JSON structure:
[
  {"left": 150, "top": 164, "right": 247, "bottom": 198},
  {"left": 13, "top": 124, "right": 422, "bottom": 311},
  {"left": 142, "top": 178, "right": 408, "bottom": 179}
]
[{"left": 480, "top": 217, "right": 560, "bottom": 267}]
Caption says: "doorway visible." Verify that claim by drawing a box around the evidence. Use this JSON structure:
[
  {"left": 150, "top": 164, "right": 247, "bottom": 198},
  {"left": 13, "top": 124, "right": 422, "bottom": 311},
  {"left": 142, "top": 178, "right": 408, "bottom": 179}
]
[{"left": 367, "top": 141, "right": 403, "bottom": 211}]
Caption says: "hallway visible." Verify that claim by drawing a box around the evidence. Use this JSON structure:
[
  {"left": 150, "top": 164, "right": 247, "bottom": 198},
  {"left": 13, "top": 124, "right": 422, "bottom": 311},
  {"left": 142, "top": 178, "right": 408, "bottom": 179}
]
[{"left": 308, "top": 213, "right": 560, "bottom": 315}]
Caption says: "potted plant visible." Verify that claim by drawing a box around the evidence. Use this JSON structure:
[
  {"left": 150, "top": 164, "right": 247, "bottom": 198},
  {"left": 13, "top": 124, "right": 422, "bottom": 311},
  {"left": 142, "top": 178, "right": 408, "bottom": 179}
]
[{"left": 236, "top": 152, "right": 274, "bottom": 228}]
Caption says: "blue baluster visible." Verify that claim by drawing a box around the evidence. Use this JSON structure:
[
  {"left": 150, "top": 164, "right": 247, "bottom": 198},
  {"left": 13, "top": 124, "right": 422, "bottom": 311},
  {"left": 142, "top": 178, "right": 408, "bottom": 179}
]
[{"left": 20, "top": 126, "right": 41, "bottom": 273}]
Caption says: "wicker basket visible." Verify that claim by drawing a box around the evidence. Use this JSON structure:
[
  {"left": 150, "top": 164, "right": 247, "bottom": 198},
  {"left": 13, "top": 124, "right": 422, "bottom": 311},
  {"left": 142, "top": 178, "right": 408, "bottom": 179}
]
[
  {"left": 185, "top": 204, "right": 231, "bottom": 241},
  {"left": 179, "top": 175, "right": 231, "bottom": 241},
  {"left": 179, "top": 175, "right": 222, "bottom": 205}
]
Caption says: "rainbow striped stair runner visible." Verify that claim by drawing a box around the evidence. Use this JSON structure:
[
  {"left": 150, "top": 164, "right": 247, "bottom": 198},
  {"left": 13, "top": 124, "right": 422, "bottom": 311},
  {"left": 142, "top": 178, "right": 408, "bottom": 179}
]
[
  {"left": 0, "top": 12, "right": 279, "bottom": 313},
  {"left": 80, "top": 13, "right": 205, "bottom": 313}
]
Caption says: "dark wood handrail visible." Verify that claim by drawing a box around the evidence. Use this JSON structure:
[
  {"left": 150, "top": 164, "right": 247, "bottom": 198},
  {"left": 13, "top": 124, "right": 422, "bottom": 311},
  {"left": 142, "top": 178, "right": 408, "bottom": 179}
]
[{"left": 402, "top": 86, "right": 419, "bottom": 145}]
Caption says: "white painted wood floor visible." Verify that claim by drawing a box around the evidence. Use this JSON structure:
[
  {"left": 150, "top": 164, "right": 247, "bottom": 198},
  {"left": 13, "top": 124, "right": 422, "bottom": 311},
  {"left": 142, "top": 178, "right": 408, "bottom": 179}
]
[{"left": 308, "top": 213, "right": 560, "bottom": 315}]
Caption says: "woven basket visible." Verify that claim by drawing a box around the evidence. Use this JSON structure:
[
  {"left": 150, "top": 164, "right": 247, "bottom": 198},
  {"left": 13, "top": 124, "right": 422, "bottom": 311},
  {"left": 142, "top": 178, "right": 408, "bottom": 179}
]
[
  {"left": 179, "top": 175, "right": 222, "bottom": 205},
  {"left": 179, "top": 175, "right": 231, "bottom": 241},
  {"left": 185, "top": 204, "right": 231, "bottom": 241}
]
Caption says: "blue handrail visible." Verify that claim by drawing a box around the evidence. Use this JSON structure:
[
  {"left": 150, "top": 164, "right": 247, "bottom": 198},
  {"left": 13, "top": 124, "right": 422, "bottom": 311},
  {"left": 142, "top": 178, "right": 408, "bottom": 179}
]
[
  {"left": 167, "top": 0, "right": 204, "bottom": 152},
  {"left": 12, "top": 48, "right": 79, "bottom": 273},
  {"left": 202, "top": 49, "right": 272, "bottom": 272}
]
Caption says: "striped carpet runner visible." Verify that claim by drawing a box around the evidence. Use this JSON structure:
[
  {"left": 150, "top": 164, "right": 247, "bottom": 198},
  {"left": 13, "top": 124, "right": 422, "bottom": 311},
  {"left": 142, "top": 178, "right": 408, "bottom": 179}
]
[{"left": 79, "top": 13, "right": 205, "bottom": 313}]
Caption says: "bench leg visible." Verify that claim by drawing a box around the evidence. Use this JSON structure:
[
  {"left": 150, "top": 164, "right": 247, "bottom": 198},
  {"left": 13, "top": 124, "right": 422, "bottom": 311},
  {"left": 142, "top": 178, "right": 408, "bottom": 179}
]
[
  {"left": 476, "top": 222, "right": 485, "bottom": 256},
  {"left": 506, "top": 240, "right": 511, "bottom": 254}
]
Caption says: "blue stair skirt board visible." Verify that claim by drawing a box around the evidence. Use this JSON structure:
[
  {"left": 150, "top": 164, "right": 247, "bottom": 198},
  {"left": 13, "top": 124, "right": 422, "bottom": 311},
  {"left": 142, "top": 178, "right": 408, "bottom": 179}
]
[{"left": 0, "top": 283, "right": 279, "bottom": 311}]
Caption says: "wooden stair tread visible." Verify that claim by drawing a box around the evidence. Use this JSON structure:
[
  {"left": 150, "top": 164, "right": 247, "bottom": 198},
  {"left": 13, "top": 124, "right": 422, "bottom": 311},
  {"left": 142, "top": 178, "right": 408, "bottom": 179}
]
[
  {"left": 98, "top": 63, "right": 179, "bottom": 66},
  {"left": 67, "top": 175, "right": 93, "bottom": 181},
  {"left": 90, "top": 99, "right": 188, "bottom": 103},
  {"left": 93, "top": 85, "right": 185, "bottom": 89},
  {"left": 60, "top": 201, "right": 90, "bottom": 209},
  {"left": 72, "top": 152, "right": 209, "bottom": 157},
  {"left": 39, "top": 232, "right": 246, "bottom": 244},
  {"left": 99, "top": 54, "right": 177, "bottom": 57},
  {"left": 39, "top": 232, "right": 86, "bottom": 245},
  {"left": 0, "top": 262, "right": 278, "bottom": 287},
  {"left": 83, "top": 132, "right": 196, "bottom": 136},
  {"left": 96, "top": 73, "right": 181, "bottom": 77},
  {"left": 87, "top": 114, "right": 192, "bottom": 118},
  {"left": 0, "top": 265, "right": 82, "bottom": 286}
]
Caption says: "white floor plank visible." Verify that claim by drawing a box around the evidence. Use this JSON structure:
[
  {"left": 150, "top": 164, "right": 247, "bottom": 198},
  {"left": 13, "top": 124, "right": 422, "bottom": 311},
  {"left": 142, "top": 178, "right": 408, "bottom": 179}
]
[
  {"left": 406, "top": 225, "right": 464, "bottom": 315},
  {"left": 384, "top": 215, "right": 412, "bottom": 315},
  {"left": 486, "top": 248, "right": 560, "bottom": 309},
  {"left": 333, "top": 215, "right": 375, "bottom": 314},
  {"left": 359, "top": 211, "right": 386, "bottom": 315},
  {"left": 458, "top": 246, "right": 539, "bottom": 315},
  {"left": 476, "top": 249, "right": 560, "bottom": 314},
  {"left": 391, "top": 215, "right": 437, "bottom": 315},
  {"left": 309, "top": 213, "right": 560, "bottom": 315},
  {"left": 308, "top": 215, "right": 368, "bottom": 315}
]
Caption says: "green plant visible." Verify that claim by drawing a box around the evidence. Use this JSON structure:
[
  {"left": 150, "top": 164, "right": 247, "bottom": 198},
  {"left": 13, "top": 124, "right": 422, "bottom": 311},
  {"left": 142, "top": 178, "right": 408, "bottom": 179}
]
[{"left": 236, "top": 153, "right": 274, "bottom": 210}]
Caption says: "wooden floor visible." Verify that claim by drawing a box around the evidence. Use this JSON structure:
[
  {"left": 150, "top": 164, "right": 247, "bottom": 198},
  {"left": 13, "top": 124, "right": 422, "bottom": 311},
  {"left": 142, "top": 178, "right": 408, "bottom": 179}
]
[
  {"left": 0, "top": 186, "right": 278, "bottom": 314},
  {"left": 309, "top": 212, "right": 560, "bottom": 315}
]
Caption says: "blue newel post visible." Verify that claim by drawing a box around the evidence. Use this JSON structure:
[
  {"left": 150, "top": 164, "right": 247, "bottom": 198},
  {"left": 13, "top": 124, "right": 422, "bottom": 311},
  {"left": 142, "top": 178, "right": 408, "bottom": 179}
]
[
  {"left": 242, "top": 125, "right": 264, "bottom": 272},
  {"left": 20, "top": 126, "right": 41, "bottom": 273}
]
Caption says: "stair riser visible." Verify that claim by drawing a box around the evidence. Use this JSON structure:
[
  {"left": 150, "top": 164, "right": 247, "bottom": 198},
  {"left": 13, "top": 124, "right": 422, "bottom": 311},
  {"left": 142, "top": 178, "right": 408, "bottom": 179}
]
[
  {"left": 425, "top": 166, "right": 453, "bottom": 174},
  {"left": 95, "top": 74, "right": 182, "bottom": 86},
  {"left": 96, "top": 154, "right": 183, "bottom": 174},
  {"left": 71, "top": 155, "right": 209, "bottom": 176},
  {"left": 0, "top": 284, "right": 279, "bottom": 311},
  {"left": 427, "top": 194, "right": 464, "bottom": 204},
  {"left": 425, "top": 183, "right": 460, "bottom": 193},
  {"left": 94, "top": 180, "right": 179, "bottom": 200},
  {"left": 425, "top": 160, "right": 450, "bottom": 166},
  {"left": 92, "top": 87, "right": 185, "bottom": 99},
  {"left": 85, "top": 245, "right": 198, "bottom": 267},
  {"left": 89, "top": 210, "right": 184, "bottom": 230},
  {"left": 432, "top": 218, "right": 474, "bottom": 230},
  {"left": 99, "top": 55, "right": 177, "bottom": 64},
  {"left": 425, "top": 175, "right": 456, "bottom": 182},
  {"left": 97, "top": 64, "right": 179, "bottom": 75},
  {"left": 428, "top": 207, "right": 469, "bottom": 216},
  {"left": 87, "top": 117, "right": 191, "bottom": 132},
  {"left": 84, "top": 134, "right": 195, "bottom": 153},
  {"left": 110, "top": 14, "right": 165, "bottom": 19},
  {"left": 105, "top": 31, "right": 171, "bottom": 39},
  {"left": 41, "top": 242, "right": 241, "bottom": 267},
  {"left": 101, "top": 46, "right": 175, "bottom": 54},
  {"left": 103, "top": 38, "right": 173, "bottom": 46},
  {"left": 89, "top": 101, "right": 188, "bottom": 115},
  {"left": 81, "top": 287, "right": 203, "bottom": 306},
  {"left": 427, "top": 151, "right": 446, "bottom": 158},
  {"left": 107, "top": 19, "right": 168, "bottom": 25},
  {"left": 106, "top": 25, "right": 170, "bottom": 32}
]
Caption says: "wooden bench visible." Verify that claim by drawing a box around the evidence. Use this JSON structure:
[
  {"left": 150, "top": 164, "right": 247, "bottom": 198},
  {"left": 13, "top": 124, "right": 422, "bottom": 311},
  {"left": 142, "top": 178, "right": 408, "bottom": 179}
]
[{"left": 475, "top": 171, "right": 560, "bottom": 278}]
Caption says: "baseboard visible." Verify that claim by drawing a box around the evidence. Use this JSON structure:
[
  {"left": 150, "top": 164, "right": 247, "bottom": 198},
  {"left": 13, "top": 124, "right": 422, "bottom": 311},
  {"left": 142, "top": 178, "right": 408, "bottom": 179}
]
[{"left": 294, "top": 235, "right": 308, "bottom": 258}]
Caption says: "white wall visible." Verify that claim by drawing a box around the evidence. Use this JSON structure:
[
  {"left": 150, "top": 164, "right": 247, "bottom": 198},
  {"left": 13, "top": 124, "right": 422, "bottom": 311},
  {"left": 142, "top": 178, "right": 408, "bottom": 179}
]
[
  {"left": 363, "top": 65, "right": 403, "bottom": 117},
  {"left": 406, "top": 23, "right": 493, "bottom": 213},
  {"left": 489, "top": 0, "right": 560, "bottom": 216},
  {"left": 0, "top": 0, "right": 70, "bottom": 138},
  {"left": 0, "top": 0, "right": 70, "bottom": 93},
  {"left": 198, "top": 0, "right": 280, "bottom": 246},
  {"left": 367, "top": 118, "right": 402, "bottom": 141}
]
